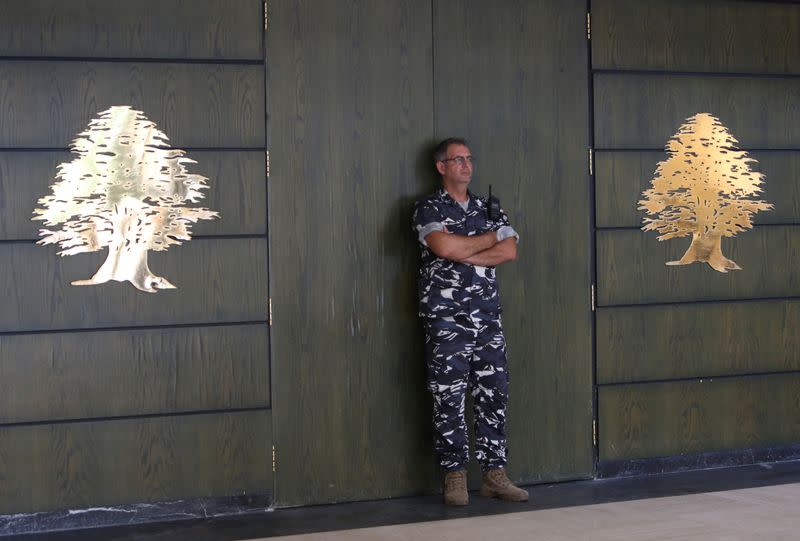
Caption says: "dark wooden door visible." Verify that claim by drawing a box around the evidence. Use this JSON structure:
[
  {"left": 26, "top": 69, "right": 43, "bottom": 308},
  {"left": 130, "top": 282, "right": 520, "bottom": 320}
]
[
  {"left": 432, "top": 0, "right": 594, "bottom": 485},
  {"left": 268, "top": 0, "right": 593, "bottom": 506},
  {"left": 267, "top": 0, "right": 438, "bottom": 506}
]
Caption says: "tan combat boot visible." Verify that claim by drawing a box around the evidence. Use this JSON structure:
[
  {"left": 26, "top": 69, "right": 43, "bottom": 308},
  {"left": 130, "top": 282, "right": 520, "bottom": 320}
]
[
  {"left": 480, "top": 468, "right": 529, "bottom": 502},
  {"left": 443, "top": 470, "right": 469, "bottom": 506}
]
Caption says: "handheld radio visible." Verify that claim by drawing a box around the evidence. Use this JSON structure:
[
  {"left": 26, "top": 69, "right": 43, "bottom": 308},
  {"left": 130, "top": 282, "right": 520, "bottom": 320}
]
[{"left": 487, "top": 184, "right": 502, "bottom": 222}]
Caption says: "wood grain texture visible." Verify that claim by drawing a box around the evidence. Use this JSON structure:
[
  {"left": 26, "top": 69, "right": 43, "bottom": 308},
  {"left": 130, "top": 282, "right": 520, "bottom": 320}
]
[
  {"left": 0, "top": 62, "right": 264, "bottom": 148},
  {"left": 268, "top": 0, "right": 437, "bottom": 506},
  {"left": 0, "top": 324, "right": 269, "bottom": 424},
  {"left": 599, "top": 375, "right": 800, "bottom": 460},
  {"left": 0, "top": 238, "right": 267, "bottom": 332},
  {"left": 0, "top": 410, "right": 271, "bottom": 514},
  {"left": 434, "top": 0, "right": 593, "bottom": 485},
  {"left": 597, "top": 301, "right": 800, "bottom": 384},
  {"left": 595, "top": 151, "right": 800, "bottom": 228},
  {"left": 592, "top": 0, "right": 800, "bottom": 74},
  {"left": 594, "top": 73, "right": 800, "bottom": 149},
  {"left": 597, "top": 226, "right": 800, "bottom": 306},
  {"left": 0, "top": 1, "right": 273, "bottom": 517},
  {"left": 0, "top": 150, "right": 266, "bottom": 239},
  {"left": 0, "top": 0, "right": 263, "bottom": 60}
]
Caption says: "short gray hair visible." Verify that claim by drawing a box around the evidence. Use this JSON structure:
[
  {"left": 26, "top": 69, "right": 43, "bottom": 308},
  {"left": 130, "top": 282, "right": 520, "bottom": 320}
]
[{"left": 433, "top": 137, "right": 469, "bottom": 164}]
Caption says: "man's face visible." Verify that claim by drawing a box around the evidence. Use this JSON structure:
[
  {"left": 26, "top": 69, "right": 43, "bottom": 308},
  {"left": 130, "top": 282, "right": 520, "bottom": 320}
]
[{"left": 436, "top": 144, "right": 473, "bottom": 187}]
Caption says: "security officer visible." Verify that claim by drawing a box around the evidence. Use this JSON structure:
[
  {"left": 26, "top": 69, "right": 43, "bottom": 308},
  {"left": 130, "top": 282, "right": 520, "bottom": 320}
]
[{"left": 412, "top": 137, "right": 528, "bottom": 506}]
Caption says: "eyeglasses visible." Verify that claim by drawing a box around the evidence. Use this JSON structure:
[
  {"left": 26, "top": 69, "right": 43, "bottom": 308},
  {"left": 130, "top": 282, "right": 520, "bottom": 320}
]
[{"left": 440, "top": 156, "right": 475, "bottom": 166}]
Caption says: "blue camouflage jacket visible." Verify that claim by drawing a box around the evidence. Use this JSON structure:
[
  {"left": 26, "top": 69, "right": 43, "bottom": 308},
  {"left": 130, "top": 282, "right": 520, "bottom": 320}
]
[{"left": 412, "top": 188, "right": 513, "bottom": 319}]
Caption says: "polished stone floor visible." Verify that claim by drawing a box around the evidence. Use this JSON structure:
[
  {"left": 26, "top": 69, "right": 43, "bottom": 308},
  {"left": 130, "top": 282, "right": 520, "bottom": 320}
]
[
  {"left": 258, "top": 482, "right": 800, "bottom": 541},
  {"left": 6, "top": 461, "right": 800, "bottom": 541}
]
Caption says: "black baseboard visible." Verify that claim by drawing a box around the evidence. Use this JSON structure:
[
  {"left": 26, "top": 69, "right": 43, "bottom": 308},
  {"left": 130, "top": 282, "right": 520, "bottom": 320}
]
[
  {"left": 6, "top": 445, "right": 800, "bottom": 538},
  {"left": 0, "top": 492, "right": 272, "bottom": 537},
  {"left": 4, "top": 460, "right": 800, "bottom": 540},
  {"left": 597, "top": 444, "right": 800, "bottom": 479}
]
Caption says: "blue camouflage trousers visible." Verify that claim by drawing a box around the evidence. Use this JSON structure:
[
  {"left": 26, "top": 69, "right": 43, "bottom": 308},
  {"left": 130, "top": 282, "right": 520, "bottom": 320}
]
[{"left": 424, "top": 310, "right": 509, "bottom": 472}]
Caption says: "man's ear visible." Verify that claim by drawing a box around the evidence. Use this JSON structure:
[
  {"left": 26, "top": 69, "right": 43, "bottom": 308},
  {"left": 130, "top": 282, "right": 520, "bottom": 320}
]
[{"left": 435, "top": 161, "right": 446, "bottom": 176}]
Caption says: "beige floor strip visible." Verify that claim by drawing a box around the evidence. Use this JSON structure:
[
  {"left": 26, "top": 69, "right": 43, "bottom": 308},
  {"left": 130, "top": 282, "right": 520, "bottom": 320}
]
[{"left": 245, "top": 482, "right": 800, "bottom": 541}]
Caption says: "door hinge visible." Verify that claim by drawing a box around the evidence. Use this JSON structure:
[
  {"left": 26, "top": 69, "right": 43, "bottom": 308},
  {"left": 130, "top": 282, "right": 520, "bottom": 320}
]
[
  {"left": 588, "top": 147, "right": 594, "bottom": 176},
  {"left": 266, "top": 149, "right": 270, "bottom": 179},
  {"left": 591, "top": 284, "right": 596, "bottom": 312},
  {"left": 264, "top": 0, "right": 269, "bottom": 31},
  {"left": 592, "top": 419, "right": 597, "bottom": 446},
  {"left": 272, "top": 445, "right": 276, "bottom": 472},
  {"left": 268, "top": 297, "right": 273, "bottom": 325},
  {"left": 586, "top": 12, "right": 591, "bottom": 40}
]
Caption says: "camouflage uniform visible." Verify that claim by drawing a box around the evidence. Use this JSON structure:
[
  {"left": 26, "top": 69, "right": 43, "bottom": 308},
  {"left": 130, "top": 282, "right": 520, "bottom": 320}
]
[{"left": 413, "top": 188, "right": 515, "bottom": 472}]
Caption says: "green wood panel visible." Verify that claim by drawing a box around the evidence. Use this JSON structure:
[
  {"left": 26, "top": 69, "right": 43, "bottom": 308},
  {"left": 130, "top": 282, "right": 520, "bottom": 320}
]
[
  {"left": 598, "top": 375, "right": 800, "bottom": 461},
  {"left": 0, "top": 238, "right": 267, "bottom": 332},
  {"left": 0, "top": 324, "right": 268, "bottom": 424},
  {"left": 0, "top": 62, "right": 264, "bottom": 148},
  {"left": 268, "top": 0, "right": 438, "bottom": 506},
  {"left": 0, "top": 0, "right": 263, "bottom": 60},
  {"left": 434, "top": 0, "right": 593, "bottom": 484},
  {"left": 598, "top": 226, "right": 800, "bottom": 306},
  {"left": 595, "top": 151, "right": 661, "bottom": 229},
  {"left": 595, "top": 151, "right": 800, "bottom": 228},
  {"left": 0, "top": 410, "right": 271, "bottom": 514},
  {"left": 597, "top": 301, "right": 800, "bottom": 384},
  {"left": 0, "top": 150, "right": 266, "bottom": 239},
  {"left": 594, "top": 73, "right": 800, "bottom": 149},
  {"left": 592, "top": 0, "right": 800, "bottom": 74}
]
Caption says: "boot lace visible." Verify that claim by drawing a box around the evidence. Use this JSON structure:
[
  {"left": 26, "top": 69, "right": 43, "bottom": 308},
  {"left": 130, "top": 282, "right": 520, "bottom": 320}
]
[
  {"left": 445, "top": 472, "right": 466, "bottom": 491},
  {"left": 488, "top": 469, "right": 512, "bottom": 487}
]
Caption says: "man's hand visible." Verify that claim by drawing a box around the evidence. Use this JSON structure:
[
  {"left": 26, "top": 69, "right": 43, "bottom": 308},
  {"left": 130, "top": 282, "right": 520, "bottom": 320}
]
[{"left": 495, "top": 226, "right": 519, "bottom": 242}]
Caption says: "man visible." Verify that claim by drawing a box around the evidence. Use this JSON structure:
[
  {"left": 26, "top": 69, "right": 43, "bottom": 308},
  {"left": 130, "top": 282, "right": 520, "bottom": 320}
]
[{"left": 412, "top": 137, "right": 528, "bottom": 506}]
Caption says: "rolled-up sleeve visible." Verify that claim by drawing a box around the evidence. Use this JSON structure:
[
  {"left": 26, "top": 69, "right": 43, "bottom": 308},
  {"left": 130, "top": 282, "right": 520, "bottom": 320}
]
[
  {"left": 417, "top": 222, "right": 445, "bottom": 246},
  {"left": 412, "top": 200, "right": 444, "bottom": 247},
  {"left": 496, "top": 207, "right": 519, "bottom": 241}
]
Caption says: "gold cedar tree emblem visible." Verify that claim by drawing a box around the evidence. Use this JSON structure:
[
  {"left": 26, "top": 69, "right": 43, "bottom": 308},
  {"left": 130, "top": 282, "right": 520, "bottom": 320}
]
[
  {"left": 33, "top": 106, "right": 219, "bottom": 292},
  {"left": 639, "top": 113, "right": 772, "bottom": 273}
]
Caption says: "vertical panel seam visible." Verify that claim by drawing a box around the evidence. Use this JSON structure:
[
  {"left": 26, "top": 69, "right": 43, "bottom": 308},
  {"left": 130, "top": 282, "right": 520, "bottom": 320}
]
[
  {"left": 431, "top": 0, "right": 436, "bottom": 138},
  {"left": 261, "top": 0, "right": 277, "bottom": 496},
  {"left": 587, "top": 0, "right": 600, "bottom": 475}
]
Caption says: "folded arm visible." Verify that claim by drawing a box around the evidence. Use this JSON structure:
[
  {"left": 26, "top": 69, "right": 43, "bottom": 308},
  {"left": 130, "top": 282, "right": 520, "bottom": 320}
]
[
  {"left": 425, "top": 230, "right": 499, "bottom": 261},
  {"left": 425, "top": 228, "right": 517, "bottom": 267},
  {"left": 460, "top": 238, "right": 517, "bottom": 266}
]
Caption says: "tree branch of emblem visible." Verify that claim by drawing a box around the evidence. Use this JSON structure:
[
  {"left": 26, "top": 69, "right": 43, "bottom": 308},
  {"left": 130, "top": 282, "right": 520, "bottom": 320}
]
[
  {"left": 33, "top": 106, "right": 219, "bottom": 292},
  {"left": 639, "top": 113, "right": 773, "bottom": 273}
]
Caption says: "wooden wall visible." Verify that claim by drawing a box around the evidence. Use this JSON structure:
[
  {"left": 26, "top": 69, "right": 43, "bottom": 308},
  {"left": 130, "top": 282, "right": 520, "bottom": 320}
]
[
  {"left": 432, "top": 0, "right": 593, "bottom": 489},
  {"left": 268, "top": 0, "right": 593, "bottom": 506},
  {"left": 0, "top": 0, "right": 271, "bottom": 514},
  {"left": 3, "top": 0, "right": 799, "bottom": 518},
  {"left": 592, "top": 0, "right": 800, "bottom": 465},
  {"left": 267, "top": 0, "right": 439, "bottom": 506}
]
